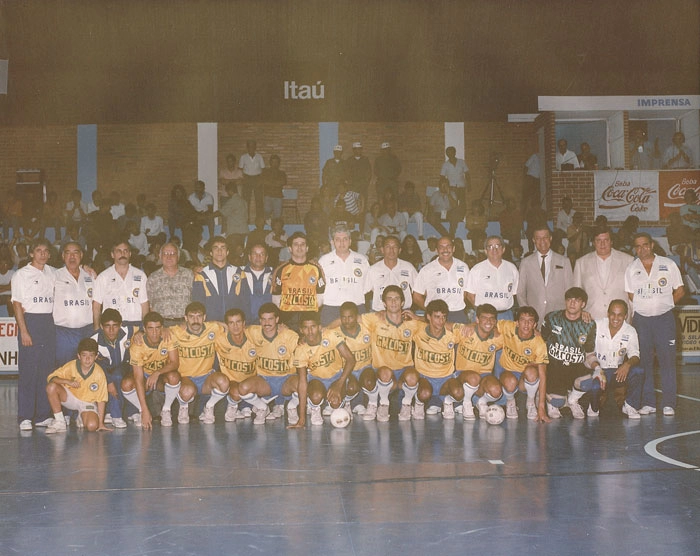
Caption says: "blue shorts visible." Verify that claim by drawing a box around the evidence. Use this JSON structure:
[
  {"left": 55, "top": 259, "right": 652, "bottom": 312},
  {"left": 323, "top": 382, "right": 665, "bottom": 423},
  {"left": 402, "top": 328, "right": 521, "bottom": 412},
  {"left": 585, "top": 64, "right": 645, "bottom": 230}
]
[
  {"left": 493, "top": 358, "right": 522, "bottom": 381},
  {"left": 392, "top": 367, "right": 412, "bottom": 382},
  {"left": 262, "top": 375, "right": 292, "bottom": 400},
  {"left": 188, "top": 370, "right": 214, "bottom": 393},
  {"left": 352, "top": 366, "right": 373, "bottom": 380},
  {"left": 308, "top": 370, "right": 343, "bottom": 390},
  {"left": 420, "top": 374, "right": 456, "bottom": 400}
]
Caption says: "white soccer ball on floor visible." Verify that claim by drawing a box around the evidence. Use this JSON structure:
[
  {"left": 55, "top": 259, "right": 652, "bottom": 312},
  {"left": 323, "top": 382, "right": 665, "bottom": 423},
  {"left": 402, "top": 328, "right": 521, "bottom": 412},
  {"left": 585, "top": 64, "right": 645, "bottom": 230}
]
[
  {"left": 330, "top": 407, "right": 352, "bottom": 428},
  {"left": 485, "top": 404, "right": 505, "bottom": 425}
]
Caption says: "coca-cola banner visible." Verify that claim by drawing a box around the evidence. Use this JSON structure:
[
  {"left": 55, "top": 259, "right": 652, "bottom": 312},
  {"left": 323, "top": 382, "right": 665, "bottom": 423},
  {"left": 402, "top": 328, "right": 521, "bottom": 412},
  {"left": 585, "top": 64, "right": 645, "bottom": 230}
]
[
  {"left": 594, "top": 171, "right": 659, "bottom": 221},
  {"left": 659, "top": 170, "right": 700, "bottom": 218}
]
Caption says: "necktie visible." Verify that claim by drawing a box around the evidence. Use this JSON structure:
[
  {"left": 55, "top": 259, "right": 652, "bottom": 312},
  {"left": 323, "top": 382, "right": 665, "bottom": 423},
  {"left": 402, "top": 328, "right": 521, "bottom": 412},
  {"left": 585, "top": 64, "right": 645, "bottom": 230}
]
[{"left": 541, "top": 254, "right": 546, "bottom": 282}]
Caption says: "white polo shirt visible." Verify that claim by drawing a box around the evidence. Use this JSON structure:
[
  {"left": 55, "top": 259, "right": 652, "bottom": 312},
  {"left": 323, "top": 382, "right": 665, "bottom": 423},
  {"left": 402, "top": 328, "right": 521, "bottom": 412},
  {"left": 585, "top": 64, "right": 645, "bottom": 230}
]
[
  {"left": 239, "top": 153, "right": 265, "bottom": 176},
  {"left": 594, "top": 318, "right": 640, "bottom": 368},
  {"left": 11, "top": 264, "right": 55, "bottom": 314},
  {"left": 365, "top": 259, "right": 418, "bottom": 311},
  {"left": 188, "top": 192, "right": 214, "bottom": 213},
  {"left": 624, "top": 255, "right": 683, "bottom": 317},
  {"left": 318, "top": 250, "right": 370, "bottom": 307},
  {"left": 53, "top": 267, "right": 94, "bottom": 328},
  {"left": 465, "top": 259, "right": 519, "bottom": 311},
  {"left": 414, "top": 257, "right": 470, "bottom": 311},
  {"left": 93, "top": 265, "right": 148, "bottom": 322},
  {"left": 440, "top": 158, "right": 469, "bottom": 188}
]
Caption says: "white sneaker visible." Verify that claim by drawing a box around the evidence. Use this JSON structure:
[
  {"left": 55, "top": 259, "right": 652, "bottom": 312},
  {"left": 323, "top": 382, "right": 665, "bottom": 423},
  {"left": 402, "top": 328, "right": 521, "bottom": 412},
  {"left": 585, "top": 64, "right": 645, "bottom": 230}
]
[
  {"left": 267, "top": 405, "right": 284, "bottom": 420},
  {"left": 160, "top": 409, "right": 173, "bottom": 427},
  {"left": 45, "top": 419, "right": 67, "bottom": 434},
  {"left": 353, "top": 404, "right": 366, "bottom": 415},
  {"left": 442, "top": 402, "right": 455, "bottom": 420},
  {"left": 225, "top": 404, "right": 240, "bottom": 422},
  {"left": 132, "top": 413, "right": 142, "bottom": 427},
  {"left": 200, "top": 406, "right": 215, "bottom": 425},
  {"left": 240, "top": 407, "right": 253, "bottom": 418},
  {"left": 526, "top": 402, "right": 538, "bottom": 421},
  {"left": 310, "top": 405, "right": 323, "bottom": 426},
  {"left": 35, "top": 417, "right": 54, "bottom": 428},
  {"left": 376, "top": 404, "right": 390, "bottom": 422},
  {"left": 662, "top": 406, "right": 675, "bottom": 416},
  {"left": 547, "top": 402, "right": 561, "bottom": 419},
  {"left": 287, "top": 406, "right": 299, "bottom": 425},
  {"left": 76, "top": 415, "right": 84, "bottom": 429},
  {"left": 127, "top": 414, "right": 138, "bottom": 422},
  {"left": 104, "top": 413, "right": 113, "bottom": 424},
  {"left": 64, "top": 415, "right": 71, "bottom": 427},
  {"left": 322, "top": 404, "right": 333, "bottom": 417},
  {"left": 638, "top": 405, "right": 656, "bottom": 415},
  {"left": 426, "top": 405, "right": 441, "bottom": 415},
  {"left": 254, "top": 406, "right": 270, "bottom": 424},
  {"left": 505, "top": 400, "right": 518, "bottom": 419},
  {"left": 398, "top": 403, "right": 412, "bottom": 421},
  {"left": 412, "top": 401, "right": 425, "bottom": 420},
  {"left": 363, "top": 403, "right": 378, "bottom": 421},
  {"left": 455, "top": 404, "right": 463, "bottom": 414},
  {"left": 112, "top": 417, "right": 127, "bottom": 429},
  {"left": 569, "top": 400, "right": 585, "bottom": 420},
  {"left": 622, "top": 402, "right": 640, "bottom": 420},
  {"left": 19, "top": 420, "right": 33, "bottom": 431},
  {"left": 462, "top": 403, "right": 476, "bottom": 421},
  {"left": 587, "top": 406, "right": 599, "bottom": 417},
  {"left": 178, "top": 404, "right": 190, "bottom": 424},
  {"left": 476, "top": 399, "right": 488, "bottom": 419}
]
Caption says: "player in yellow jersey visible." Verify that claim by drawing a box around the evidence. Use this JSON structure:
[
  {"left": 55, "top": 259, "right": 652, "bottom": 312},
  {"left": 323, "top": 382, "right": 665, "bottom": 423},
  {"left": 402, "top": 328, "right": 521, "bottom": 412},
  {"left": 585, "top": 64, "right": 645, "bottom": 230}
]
[
  {"left": 121, "top": 311, "right": 180, "bottom": 429},
  {"left": 494, "top": 306, "right": 550, "bottom": 422},
  {"left": 236, "top": 303, "right": 299, "bottom": 424},
  {"left": 358, "top": 285, "right": 417, "bottom": 422},
  {"left": 287, "top": 312, "right": 356, "bottom": 428},
  {"left": 397, "top": 299, "right": 465, "bottom": 420},
  {"left": 169, "top": 302, "right": 229, "bottom": 425},
  {"left": 44, "top": 338, "right": 109, "bottom": 433},
  {"left": 214, "top": 308, "right": 261, "bottom": 423},
  {"left": 454, "top": 304, "right": 504, "bottom": 421}
]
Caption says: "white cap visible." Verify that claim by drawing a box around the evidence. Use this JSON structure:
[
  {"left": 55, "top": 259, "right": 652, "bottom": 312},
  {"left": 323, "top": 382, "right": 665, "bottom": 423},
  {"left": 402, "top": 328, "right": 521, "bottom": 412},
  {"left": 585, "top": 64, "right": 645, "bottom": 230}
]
[
  {"left": 333, "top": 145, "right": 343, "bottom": 152},
  {"left": 381, "top": 142, "right": 391, "bottom": 149},
  {"left": 352, "top": 142, "right": 362, "bottom": 149}
]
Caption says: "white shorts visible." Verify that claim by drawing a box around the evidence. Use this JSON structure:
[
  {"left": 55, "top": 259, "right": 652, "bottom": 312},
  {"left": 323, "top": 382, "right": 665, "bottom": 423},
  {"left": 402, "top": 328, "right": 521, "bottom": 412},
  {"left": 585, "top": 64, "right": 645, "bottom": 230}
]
[{"left": 62, "top": 390, "right": 99, "bottom": 415}]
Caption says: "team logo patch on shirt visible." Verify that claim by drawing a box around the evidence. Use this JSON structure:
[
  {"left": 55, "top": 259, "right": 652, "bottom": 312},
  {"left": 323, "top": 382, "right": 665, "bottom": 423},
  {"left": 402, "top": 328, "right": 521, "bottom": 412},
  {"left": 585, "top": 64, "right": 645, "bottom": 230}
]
[
  {"left": 619, "top": 347, "right": 627, "bottom": 356},
  {"left": 578, "top": 334, "right": 587, "bottom": 344},
  {"left": 89, "top": 382, "right": 99, "bottom": 392},
  {"left": 658, "top": 277, "right": 667, "bottom": 287},
  {"left": 160, "top": 348, "right": 168, "bottom": 355},
  {"left": 208, "top": 332, "right": 216, "bottom": 340},
  {"left": 309, "top": 276, "right": 316, "bottom": 285},
  {"left": 400, "top": 281, "right": 408, "bottom": 290},
  {"left": 322, "top": 339, "right": 330, "bottom": 347},
  {"left": 403, "top": 329, "right": 412, "bottom": 338},
  {"left": 278, "top": 346, "right": 287, "bottom": 355},
  {"left": 448, "top": 342, "right": 454, "bottom": 349},
  {"left": 133, "top": 288, "right": 139, "bottom": 298},
  {"left": 507, "top": 283, "right": 513, "bottom": 292},
  {"left": 354, "top": 268, "right": 363, "bottom": 277},
  {"left": 248, "top": 349, "right": 257, "bottom": 357},
  {"left": 458, "top": 278, "right": 464, "bottom": 287},
  {"left": 87, "top": 288, "right": 93, "bottom": 297},
  {"left": 233, "top": 274, "right": 241, "bottom": 282},
  {"left": 489, "top": 344, "right": 496, "bottom": 352},
  {"left": 363, "top": 334, "right": 370, "bottom": 343},
  {"left": 125, "top": 340, "right": 131, "bottom": 348},
  {"left": 524, "top": 348, "right": 532, "bottom": 356}
]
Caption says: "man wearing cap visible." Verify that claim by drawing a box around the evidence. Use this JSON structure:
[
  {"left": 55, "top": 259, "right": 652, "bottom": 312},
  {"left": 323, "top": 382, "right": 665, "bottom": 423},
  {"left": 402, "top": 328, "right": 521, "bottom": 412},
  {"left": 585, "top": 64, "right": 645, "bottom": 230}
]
[
  {"left": 374, "top": 142, "right": 402, "bottom": 203},
  {"left": 322, "top": 145, "right": 347, "bottom": 193},
  {"left": 345, "top": 142, "right": 372, "bottom": 204}
]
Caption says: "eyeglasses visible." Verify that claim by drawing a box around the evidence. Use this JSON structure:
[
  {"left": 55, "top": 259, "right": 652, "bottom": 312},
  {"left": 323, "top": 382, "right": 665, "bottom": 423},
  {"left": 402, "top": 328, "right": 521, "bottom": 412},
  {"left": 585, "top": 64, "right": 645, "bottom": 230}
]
[{"left": 485, "top": 244, "right": 503, "bottom": 250}]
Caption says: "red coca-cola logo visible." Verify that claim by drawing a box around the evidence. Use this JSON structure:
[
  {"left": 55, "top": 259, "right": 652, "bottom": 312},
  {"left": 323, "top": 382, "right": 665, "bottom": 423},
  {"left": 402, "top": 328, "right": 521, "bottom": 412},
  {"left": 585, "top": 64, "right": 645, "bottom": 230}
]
[{"left": 599, "top": 185, "right": 654, "bottom": 209}]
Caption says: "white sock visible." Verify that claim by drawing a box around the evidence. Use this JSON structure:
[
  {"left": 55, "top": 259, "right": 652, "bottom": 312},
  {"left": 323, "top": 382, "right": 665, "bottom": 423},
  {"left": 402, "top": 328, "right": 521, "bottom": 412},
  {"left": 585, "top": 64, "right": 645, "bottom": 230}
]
[
  {"left": 364, "top": 385, "right": 379, "bottom": 406},
  {"left": 226, "top": 395, "right": 238, "bottom": 409},
  {"left": 122, "top": 388, "right": 142, "bottom": 412},
  {"left": 401, "top": 383, "right": 418, "bottom": 405},
  {"left": 206, "top": 388, "right": 227, "bottom": 409},
  {"left": 377, "top": 379, "right": 392, "bottom": 405},
  {"left": 241, "top": 392, "right": 268, "bottom": 412},
  {"left": 444, "top": 395, "right": 455, "bottom": 406},
  {"left": 483, "top": 392, "right": 500, "bottom": 403},
  {"left": 524, "top": 379, "right": 539, "bottom": 404},
  {"left": 462, "top": 382, "right": 478, "bottom": 407},
  {"left": 53, "top": 411, "right": 64, "bottom": 422},
  {"left": 504, "top": 389, "right": 516, "bottom": 402},
  {"left": 568, "top": 388, "right": 585, "bottom": 404},
  {"left": 343, "top": 391, "right": 358, "bottom": 406},
  {"left": 288, "top": 392, "right": 299, "bottom": 409},
  {"left": 176, "top": 394, "right": 190, "bottom": 409},
  {"left": 307, "top": 398, "right": 321, "bottom": 409},
  {"left": 163, "top": 381, "right": 181, "bottom": 411}
]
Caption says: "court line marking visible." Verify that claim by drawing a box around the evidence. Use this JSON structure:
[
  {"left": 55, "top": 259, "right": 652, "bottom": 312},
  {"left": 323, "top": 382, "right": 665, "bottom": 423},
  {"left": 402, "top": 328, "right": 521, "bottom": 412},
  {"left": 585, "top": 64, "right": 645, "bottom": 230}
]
[
  {"left": 644, "top": 430, "right": 700, "bottom": 470},
  {"left": 654, "top": 388, "right": 700, "bottom": 403}
]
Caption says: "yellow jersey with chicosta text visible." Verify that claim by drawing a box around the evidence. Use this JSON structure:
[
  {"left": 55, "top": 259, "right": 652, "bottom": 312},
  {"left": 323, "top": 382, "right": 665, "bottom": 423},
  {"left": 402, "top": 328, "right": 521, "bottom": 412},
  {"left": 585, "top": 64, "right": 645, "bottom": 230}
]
[
  {"left": 455, "top": 328, "right": 503, "bottom": 374},
  {"left": 336, "top": 322, "right": 373, "bottom": 371},
  {"left": 361, "top": 312, "right": 415, "bottom": 370},
  {"left": 272, "top": 261, "right": 326, "bottom": 312},
  {"left": 129, "top": 336, "right": 178, "bottom": 375},
  {"left": 497, "top": 320, "right": 548, "bottom": 372},
  {"left": 405, "top": 320, "right": 464, "bottom": 378},
  {"left": 215, "top": 332, "right": 257, "bottom": 383},
  {"left": 170, "top": 322, "right": 224, "bottom": 377},
  {"left": 292, "top": 329, "right": 346, "bottom": 379},
  {"left": 246, "top": 325, "right": 299, "bottom": 377}
]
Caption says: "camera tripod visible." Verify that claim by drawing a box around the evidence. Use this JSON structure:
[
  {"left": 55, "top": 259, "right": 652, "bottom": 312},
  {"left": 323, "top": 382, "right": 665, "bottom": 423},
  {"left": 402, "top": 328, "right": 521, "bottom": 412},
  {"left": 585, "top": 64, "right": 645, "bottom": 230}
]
[{"left": 480, "top": 166, "right": 505, "bottom": 217}]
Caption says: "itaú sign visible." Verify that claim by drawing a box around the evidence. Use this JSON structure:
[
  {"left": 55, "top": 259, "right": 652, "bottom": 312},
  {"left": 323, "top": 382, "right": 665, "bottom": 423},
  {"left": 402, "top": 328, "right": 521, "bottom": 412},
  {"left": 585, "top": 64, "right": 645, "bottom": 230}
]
[{"left": 284, "top": 80, "right": 325, "bottom": 100}]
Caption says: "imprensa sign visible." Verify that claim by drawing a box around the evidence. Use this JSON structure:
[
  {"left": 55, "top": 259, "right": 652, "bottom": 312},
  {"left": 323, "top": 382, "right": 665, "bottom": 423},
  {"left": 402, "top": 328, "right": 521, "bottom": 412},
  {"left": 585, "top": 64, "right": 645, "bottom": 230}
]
[{"left": 539, "top": 95, "right": 700, "bottom": 111}]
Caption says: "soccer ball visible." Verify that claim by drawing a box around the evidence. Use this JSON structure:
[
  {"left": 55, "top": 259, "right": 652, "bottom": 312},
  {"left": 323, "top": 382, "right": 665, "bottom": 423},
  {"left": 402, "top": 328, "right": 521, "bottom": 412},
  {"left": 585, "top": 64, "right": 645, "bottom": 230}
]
[
  {"left": 330, "top": 407, "right": 352, "bottom": 428},
  {"left": 485, "top": 404, "right": 505, "bottom": 425}
]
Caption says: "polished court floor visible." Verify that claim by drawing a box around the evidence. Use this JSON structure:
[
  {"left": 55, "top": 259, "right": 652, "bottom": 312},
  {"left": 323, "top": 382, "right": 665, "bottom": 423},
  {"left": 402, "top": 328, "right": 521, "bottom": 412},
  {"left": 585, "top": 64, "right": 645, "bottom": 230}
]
[{"left": 1, "top": 370, "right": 699, "bottom": 556}]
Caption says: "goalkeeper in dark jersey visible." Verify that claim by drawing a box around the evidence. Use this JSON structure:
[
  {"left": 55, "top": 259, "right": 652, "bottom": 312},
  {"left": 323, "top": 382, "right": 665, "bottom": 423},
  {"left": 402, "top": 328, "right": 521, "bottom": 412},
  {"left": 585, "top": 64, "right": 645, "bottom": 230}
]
[{"left": 541, "top": 287, "right": 603, "bottom": 419}]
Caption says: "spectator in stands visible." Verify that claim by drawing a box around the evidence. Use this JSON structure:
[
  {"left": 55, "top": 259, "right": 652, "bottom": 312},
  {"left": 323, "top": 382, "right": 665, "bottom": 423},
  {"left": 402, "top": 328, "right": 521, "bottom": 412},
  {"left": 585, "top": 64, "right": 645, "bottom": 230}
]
[
  {"left": 335, "top": 181, "right": 363, "bottom": 228},
  {"left": 136, "top": 193, "right": 148, "bottom": 218},
  {"left": 499, "top": 198, "right": 523, "bottom": 250},
  {"left": 667, "top": 212, "right": 693, "bottom": 255},
  {"left": 465, "top": 200, "right": 487, "bottom": 249},
  {"left": 219, "top": 154, "right": 243, "bottom": 193},
  {"left": 188, "top": 180, "right": 215, "bottom": 240},
  {"left": 397, "top": 181, "right": 424, "bottom": 240},
  {"left": 322, "top": 145, "right": 346, "bottom": 192},
  {"left": 109, "top": 191, "right": 125, "bottom": 220},
  {"left": 663, "top": 132, "right": 695, "bottom": 169},
  {"left": 64, "top": 190, "right": 87, "bottom": 227},
  {"left": 523, "top": 150, "right": 541, "bottom": 208},
  {"left": 168, "top": 184, "right": 190, "bottom": 239},
  {"left": 345, "top": 142, "right": 372, "bottom": 203},
  {"left": 239, "top": 139, "right": 265, "bottom": 221},
  {"left": 304, "top": 196, "right": 330, "bottom": 246},
  {"left": 440, "top": 146, "right": 470, "bottom": 209},
  {"left": 556, "top": 139, "right": 580, "bottom": 170},
  {"left": 127, "top": 221, "right": 149, "bottom": 262},
  {"left": 566, "top": 212, "right": 589, "bottom": 264},
  {"left": 577, "top": 142, "right": 598, "bottom": 170},
  {"left": 4, "top": 189, "right": 24, "bottom": 240},
  {"left": 630, "top": 128, "right": 660, "bottom": 170},
  {"left": 85, "top": 201, "right": 118, "bottom": 259},
  {"left": 422, "top": 236, "right": 438, "bottom": 265},
  {"left": 554, "top": 197, "right": 575, "bottom": 246},
  {"left": 374, "top": 142, "right": 402, "bottom": 202},
  {"left": 680, "top": 189, "right": 700, "bottom": 232},
  {"left": 262, "top": 154, "right": 286, "bottom": 221},
  {"left": 140, "top": 203, "right": 166, "bottom": 247},
  {"left": 366, "top": 235, "right": 384, "bottom": 265},
  {"left": 41, "top": 191, "right": 63, "bottom": 240},
  {"left": 219, "top": 182, "right": 249, "bottom": 239},
  {"left": 86, "top": 190, "right": 102, "bottom": 214},
  {"left": 117, "top": 203, "right": 140, "bottom": 235},
  {"left": 378, "top": 199, "right": 408, "bottom": 242},
  {"left": 265, "top": 217, "right": 288, "bottom": 266},
  {"left": 61, "top": 222, "right": 87, "bottom": 253},
  {"left": 615, "top": 216, "right": 640, "bottom": 254},
  {"left": 399, "top": 235, "right": 423, "bottom": 270},
  {"left": 428, "top": 177, "right": 460, "bottom": 239},
  {"left": 0, "top": 256, "right": 14, "bottom": 316},
  {"left": 364, "top": 202, "right": 387, "bottom": 245}
]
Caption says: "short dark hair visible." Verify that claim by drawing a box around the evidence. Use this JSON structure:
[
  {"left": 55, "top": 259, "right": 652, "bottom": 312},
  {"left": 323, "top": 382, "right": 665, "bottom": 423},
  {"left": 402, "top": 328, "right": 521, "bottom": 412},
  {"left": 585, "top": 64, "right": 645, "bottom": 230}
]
[
  {"left": 515, "top": 306, "right": 539, "bottom": 323},
  {"left": 224, "top": 308, "right": 245, "bottom": 322},
  {"left": 565, "top": 287, "right": 588, "bottom": 303},
  {"left": 340, "top": 301, "right": 359, "bottom": 315},
  {"left": 258, "top": 302, "right": 279, "bottom": 318},
  {"left": 381, "top": 284, "right": 405, "bottom": 304},
  {"left": 100, "top": 308, "right": 123, "bottom": 326},
  {"left": 476, "top": 304, "right": 498, "bottom": 318},
  {"left": 77, "top": 338, "right": 99, "bottom": 355},
  {"left": 185, "top": 301, "right": 206, "bottom": 315},
  {"left": 298, "top": 311, "right": 321, "bottom": 325},
  {"left": 608, "top": 299, "right": 629, "bottom": 315},
  {"left": 288, "top": 231, "right": 307, "bottom": 247},
  {"left": 143, "top": 311, "right": 164, "bottom": 326},
  {"left": 425, "top": 299, "right": 449, "bottom": 317}
]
